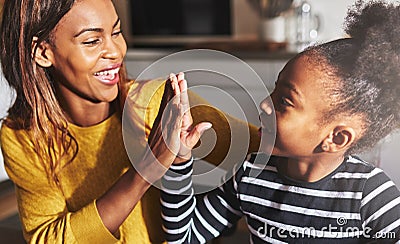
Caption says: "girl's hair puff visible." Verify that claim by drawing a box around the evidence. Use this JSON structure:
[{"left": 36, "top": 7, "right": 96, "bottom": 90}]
[{"left": 305, "top": 0, "right": 400, "bottom": 154}]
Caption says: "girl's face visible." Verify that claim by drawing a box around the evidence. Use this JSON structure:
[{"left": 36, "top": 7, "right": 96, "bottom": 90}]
[
  {"left": 259, "top": 55, "right": 335, "bottom": 158},
  {"left": 46, "top": 0, "right": 127, "bottom": 106}
]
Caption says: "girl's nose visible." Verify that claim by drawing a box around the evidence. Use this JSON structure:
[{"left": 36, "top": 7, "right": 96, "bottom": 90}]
[{"left": 260, "top": 97, "right": 273, "bottom": 115}]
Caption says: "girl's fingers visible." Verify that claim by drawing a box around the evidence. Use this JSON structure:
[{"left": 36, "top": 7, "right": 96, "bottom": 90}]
[
  {"left": 177, "top": 72, "right": 184, "bottom": 81},
  {"left": 178, "top": 80, "right": 189, "bottom": 110},
  {"left": 169, "top": 74, "right": 180, "bottom": 106},
  {"left": 178, "top": 122, "right": 213, "bottom": 159},
  {"left": 169, "top": 73, "right": 180, "bottom": 95}
]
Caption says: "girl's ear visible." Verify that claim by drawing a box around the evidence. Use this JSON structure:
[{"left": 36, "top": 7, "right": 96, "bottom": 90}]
[
  {"left": 32, "top": 37, "right": 54, "bottom": 68},
  {"left": 321, "top": 126, "right": 356, "bottom": 153}
]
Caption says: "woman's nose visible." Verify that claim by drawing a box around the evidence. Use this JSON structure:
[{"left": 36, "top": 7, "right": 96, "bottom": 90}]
[{"left": 103, "top": 38, "right": 125, "bottom": 60}]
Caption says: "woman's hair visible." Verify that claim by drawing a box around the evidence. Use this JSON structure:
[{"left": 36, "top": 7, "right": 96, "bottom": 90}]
[
  {"left": 0, "top": 0, "right": 128, "bottom": 184},
  {"left": 304, "top": 0, "right": 400, "bottom": 154}
]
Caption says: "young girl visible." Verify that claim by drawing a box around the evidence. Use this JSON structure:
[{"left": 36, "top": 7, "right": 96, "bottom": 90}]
[
  {"left": 161, "top": 1, "right": 400, "bottom": 243},
  {"left": 0, "top": 0, "right": 258, "bottom": 243}
]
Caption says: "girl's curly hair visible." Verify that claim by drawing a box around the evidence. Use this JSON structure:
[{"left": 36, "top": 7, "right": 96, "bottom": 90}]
[{"left": 304, "top": 0, "right": 400, "bottom": 154}]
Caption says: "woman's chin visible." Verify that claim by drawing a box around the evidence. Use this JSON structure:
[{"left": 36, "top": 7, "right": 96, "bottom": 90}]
[{"left": 101, "top": 85, "right": 119, "bottom": 103}]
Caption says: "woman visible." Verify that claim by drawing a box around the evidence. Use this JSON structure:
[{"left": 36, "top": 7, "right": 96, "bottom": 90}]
[{"left": 0, "top": 0, "right": 259, "bottom": 243}]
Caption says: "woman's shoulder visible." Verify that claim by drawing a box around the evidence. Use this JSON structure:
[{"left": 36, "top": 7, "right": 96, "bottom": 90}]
[
  {"left": 125, "top": 78, "right": 166, "bottom": 110},
  {"left": 0, "top": 122, "right": 32, "bottom": 148},
  {"left": 128, "top": 78, "right": 166, "bottom": 96},
  {"left": 0, "top": 122, "right": 48, "bottom": 181}
]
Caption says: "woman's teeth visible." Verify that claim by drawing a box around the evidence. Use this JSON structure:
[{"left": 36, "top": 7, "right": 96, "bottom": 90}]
[{"left": 94, "top": 68, "right": 119, "bottom": 80}]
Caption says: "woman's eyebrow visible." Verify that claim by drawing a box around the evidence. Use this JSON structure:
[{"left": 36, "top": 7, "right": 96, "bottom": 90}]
[
  {"left": 73, "top": 18, "right": 120, "bottom": 38},
  {"left": 74, "top": 27, "right": 103, "bottom": 38}
]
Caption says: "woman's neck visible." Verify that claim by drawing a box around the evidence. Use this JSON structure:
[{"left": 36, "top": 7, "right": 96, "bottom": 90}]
[
  {"left": 54, "top": 81, "right": 118, "bottom": 127},
  {"left": 277, "top": 154, "right": 345, "bottom": 183},
  {"left": 56, "top": 93, "right": 116, "bottom": 127},
  {"left": 64, "top": 101, "right": 116, "bottom": 127}
]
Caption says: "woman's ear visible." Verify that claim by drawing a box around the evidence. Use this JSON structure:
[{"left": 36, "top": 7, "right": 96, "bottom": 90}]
[
  {"left": 321, "top": 126, "right": 357, "bottom": 153},
  {"left": 32, "top": 37, "right": 54, "bottom": 68}
]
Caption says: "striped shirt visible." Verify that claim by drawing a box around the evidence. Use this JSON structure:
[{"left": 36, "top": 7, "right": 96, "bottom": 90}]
[{"left": 161, "top": 153, "right": 400, "bottom": 243}]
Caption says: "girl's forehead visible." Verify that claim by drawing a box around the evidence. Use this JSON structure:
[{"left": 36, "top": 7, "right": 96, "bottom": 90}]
[{"left": 281, "top": 55, "right": 337, "bottom": 100}]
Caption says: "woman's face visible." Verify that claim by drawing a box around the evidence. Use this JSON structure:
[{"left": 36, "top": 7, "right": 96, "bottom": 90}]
[
  {"left": 46, "top": 0, "right": 127, "bottom": 106},
  {"left": 259, "top": 54, "right": 335, "bottom": 158}
]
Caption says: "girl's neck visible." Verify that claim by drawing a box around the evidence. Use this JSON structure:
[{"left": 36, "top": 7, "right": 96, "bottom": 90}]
[{"left": 276, "top": 155, "right": 345, "bottom": 183}]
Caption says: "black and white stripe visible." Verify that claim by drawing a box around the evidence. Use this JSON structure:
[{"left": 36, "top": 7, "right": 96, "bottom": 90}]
[{"left": 161, "top": 154, "right": 400, "bottom": 243}]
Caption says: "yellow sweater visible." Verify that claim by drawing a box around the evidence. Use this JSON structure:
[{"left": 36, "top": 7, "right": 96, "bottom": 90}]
[{"left": 1, "top": 79, "right": 260, "bottom": 243}]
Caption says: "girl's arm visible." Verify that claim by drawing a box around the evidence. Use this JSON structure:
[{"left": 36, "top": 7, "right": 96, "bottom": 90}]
[
  {"left": 161, "top": 157, "right": 246, "bottom": 243},
  {"left": 160, "top": 73, "right": 245, "bottom": 243}
]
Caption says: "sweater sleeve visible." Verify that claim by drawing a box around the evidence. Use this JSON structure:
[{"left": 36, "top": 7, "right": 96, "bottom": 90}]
[
  {"left": 161, "top": 158, "right": 245, "bottom": 244},
  {"left": 0, "top": 126, "right": 118, "bottom": 244},
  {"left": 360, "top": 168, "right": 400, "bottom": 242}
]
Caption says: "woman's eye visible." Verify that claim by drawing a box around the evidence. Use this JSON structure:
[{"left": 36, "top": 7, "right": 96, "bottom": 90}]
[
  {"left": 112, "top": 30, "right": 122, "bottom": 37},
  {"left": 83, "top": 39, "right": 100, "bottom": 46}
]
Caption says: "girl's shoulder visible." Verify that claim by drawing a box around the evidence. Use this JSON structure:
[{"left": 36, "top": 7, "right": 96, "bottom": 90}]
[
  {"left": 340, "top": 155, "right": 399, "bottom": 193},
  {"left": 341, "top": 155, "right": 377, "bottom": 174}
]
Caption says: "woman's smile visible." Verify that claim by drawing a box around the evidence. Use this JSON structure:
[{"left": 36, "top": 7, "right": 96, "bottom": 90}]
[{"left": 93, "top": 64, "right": 121, "bottom": 85}]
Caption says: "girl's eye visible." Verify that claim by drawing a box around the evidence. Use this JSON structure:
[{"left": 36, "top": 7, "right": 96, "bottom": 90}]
[{"left": 281, "top": 97, "right": 292, "bottom": 106}]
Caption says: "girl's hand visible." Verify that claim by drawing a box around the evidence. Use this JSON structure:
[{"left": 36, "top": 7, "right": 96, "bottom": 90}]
[
  {"left": 169, "top": 73, "right": 212, "bottom": 163},
  {"left": 140, "top": 72, "right": 211, "bottom": 183},
  {"left": 138, "top": 74, "right": 185, "bottom": 183}
]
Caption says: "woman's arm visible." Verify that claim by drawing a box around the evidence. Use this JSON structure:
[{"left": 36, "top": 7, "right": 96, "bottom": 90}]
[
  {"left": 0, "top": 76, "right": 190, "bottom": 242},
  {"left": 1, "top": 126, "right": 119, "bottom": 243}
]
